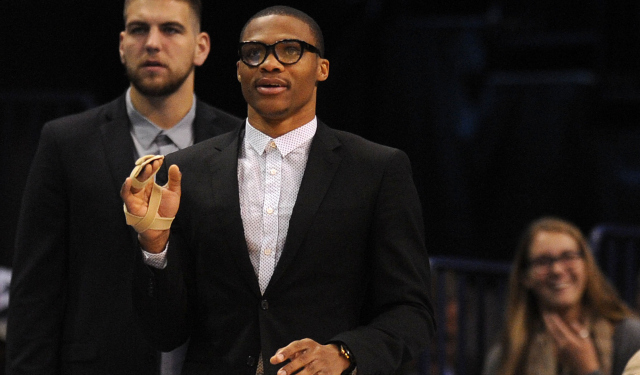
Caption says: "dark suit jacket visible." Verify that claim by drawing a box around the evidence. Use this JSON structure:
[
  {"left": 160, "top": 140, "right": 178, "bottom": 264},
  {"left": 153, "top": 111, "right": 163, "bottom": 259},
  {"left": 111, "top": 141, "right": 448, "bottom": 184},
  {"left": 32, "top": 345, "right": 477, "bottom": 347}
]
[
  {"left": 6, "top": 94, "right": 241, "bottom": 375},
  {"left": 133, "top": 122, "right": 436, "bottom": 375}
]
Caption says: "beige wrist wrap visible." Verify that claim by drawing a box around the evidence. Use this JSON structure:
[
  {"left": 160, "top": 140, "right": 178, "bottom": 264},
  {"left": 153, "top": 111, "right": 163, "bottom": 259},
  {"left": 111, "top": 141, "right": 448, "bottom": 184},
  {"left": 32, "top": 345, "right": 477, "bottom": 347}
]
[{"left": 123, "top": 155, "right": 174, "bottom": 233}]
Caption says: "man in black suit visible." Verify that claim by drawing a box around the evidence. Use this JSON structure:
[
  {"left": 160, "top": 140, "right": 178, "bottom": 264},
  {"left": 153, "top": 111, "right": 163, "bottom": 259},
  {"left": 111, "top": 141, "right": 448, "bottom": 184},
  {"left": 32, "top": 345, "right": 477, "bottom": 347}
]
[
  {"left": 6, "top": 0, "right": 239, "bottom": 374},
  {"left": 123, "top": 6, "right": 434, "bottom": 375}
]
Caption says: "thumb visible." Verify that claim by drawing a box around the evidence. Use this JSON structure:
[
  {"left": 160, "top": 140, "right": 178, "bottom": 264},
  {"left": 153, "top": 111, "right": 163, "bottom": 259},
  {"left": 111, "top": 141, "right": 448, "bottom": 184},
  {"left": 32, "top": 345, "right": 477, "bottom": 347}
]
[{"left": 166, "top": 164, "right": 182, "bottom": 196}]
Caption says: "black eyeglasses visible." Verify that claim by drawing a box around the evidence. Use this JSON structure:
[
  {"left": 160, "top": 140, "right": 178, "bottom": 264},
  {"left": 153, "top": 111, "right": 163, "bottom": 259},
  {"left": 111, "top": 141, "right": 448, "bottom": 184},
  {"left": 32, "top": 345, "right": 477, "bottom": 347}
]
[
  {"left": 238, "top": 39, "right": 322, "bottom": 67},
  {"left": 528, "top": 250, "right": 584, "bottom": 275}
]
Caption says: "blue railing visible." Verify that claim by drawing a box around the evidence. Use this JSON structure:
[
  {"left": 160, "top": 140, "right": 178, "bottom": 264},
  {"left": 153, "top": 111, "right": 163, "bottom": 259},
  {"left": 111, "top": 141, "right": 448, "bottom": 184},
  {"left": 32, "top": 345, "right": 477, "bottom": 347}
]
[
  {"left": 589, "top": 224, "right": 640, "bottom": 308},
  {"left": 426, "top": 256, "right": 511, "bottom": 375}
]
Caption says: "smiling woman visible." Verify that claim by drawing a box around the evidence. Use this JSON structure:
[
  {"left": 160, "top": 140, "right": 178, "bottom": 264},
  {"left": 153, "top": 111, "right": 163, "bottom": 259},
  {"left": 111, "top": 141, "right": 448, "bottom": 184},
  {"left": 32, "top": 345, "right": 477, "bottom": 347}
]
[{"left": 483, "top": 217, "right": 640, "bottom": 375}]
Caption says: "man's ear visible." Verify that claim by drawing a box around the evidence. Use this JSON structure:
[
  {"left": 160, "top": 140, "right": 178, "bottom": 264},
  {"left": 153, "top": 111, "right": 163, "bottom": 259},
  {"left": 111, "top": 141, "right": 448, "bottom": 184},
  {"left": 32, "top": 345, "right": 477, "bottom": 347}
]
[
  {"left": 316, "top": 58, "right": 329, "bottom": 82},
  {"left": 119, "top": 32, "right": 126, "bottom": 64},
  {"left": 193, "top": 32, "right": 211, "bottom": 67}
]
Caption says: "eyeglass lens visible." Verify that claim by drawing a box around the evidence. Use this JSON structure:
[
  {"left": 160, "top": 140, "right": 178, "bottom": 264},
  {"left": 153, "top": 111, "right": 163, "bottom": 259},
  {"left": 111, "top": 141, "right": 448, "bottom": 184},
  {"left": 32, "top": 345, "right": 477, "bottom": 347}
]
[
  {"left": 241, "top": 41, "right": 304, "bottom": 66},
  {"left": 529, "top": 251, "right": 582, "bottom": 271}
]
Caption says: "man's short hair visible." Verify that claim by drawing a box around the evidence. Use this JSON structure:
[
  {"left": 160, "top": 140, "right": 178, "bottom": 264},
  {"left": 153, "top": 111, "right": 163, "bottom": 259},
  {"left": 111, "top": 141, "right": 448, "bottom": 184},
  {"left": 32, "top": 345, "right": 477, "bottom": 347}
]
[
  {"left": 123, "top": 0, "right": 203, "bottom": 29},
  {"left": 240, "top": 6, "right": 325, "bottom": 57}
]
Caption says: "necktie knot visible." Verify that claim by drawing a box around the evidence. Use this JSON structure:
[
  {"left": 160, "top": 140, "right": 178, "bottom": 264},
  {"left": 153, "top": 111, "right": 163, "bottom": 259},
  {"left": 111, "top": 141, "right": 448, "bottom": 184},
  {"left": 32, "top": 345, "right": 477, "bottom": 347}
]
[
  {"left": 155, "top": 134, "right": 173, "bottom": 146},
  {"left": 154, "top": 133, "right": 178, "bottom": 156}
]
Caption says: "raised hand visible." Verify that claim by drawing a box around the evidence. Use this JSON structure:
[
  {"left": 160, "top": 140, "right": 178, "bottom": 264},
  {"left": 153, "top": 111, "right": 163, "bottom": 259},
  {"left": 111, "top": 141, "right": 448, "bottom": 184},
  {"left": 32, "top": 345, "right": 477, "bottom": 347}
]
[
  {"left": 120, "top": 156, "right": 182, "bottom": 253},
  {"left": 270, "top": 338, "right": 350, "bottom": 375},
  {"left": 543, "top": 312, "right": 600, "bottom": 375}
]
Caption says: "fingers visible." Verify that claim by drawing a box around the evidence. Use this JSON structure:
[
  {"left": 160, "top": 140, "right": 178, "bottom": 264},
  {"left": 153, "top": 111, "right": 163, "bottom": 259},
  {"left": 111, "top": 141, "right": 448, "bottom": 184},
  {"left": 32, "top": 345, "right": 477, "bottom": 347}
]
[
  {"left": 544, "top": 313, "right": 580, "bottom": 349},
  {"left": 270, "top": 339, "right": 347, "bottom": 375},
  {"left": 120, "top": 176, "right": 132, "bottom": 200},
  {"left": 134, "top": 160, "right": 162, "bottom": 189},
  {"left": 543, "top": 312, "right": 601, "bottom": 374},
  {"left": 120, "top": 176, "right": 149, "bottom": 212},
  {"left": 271, "top": 339, "right": 308, "bottom": 365},
  {"left": 122, "top": 160, "right": 170, "bottom": 200},
  {"left": 271, "top": 339, "right": 315, "bottom": 375},
  {"left": 166, "top": 164, "right": 182, "bottom": 196},
  {"left": 544, "top": 313, "right": 568, "bottom": 337},
  {"left": 121, "top": 159, "right": 172, "bottom": 219},
  {"left": 543, "top": 313, "right": 587, "bottom": 342}
]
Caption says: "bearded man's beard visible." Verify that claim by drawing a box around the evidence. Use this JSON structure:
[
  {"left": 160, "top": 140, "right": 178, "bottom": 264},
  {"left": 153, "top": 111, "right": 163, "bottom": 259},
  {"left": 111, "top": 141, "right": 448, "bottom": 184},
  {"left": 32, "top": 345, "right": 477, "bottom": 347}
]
[{"left": 126, "top": 65, "right": 194, "bottom": 97}]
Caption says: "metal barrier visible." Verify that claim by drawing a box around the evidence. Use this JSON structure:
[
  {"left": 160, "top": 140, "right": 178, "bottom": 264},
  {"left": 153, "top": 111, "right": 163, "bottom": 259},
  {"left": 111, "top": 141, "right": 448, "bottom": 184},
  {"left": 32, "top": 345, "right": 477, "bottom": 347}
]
[
  {"left": 426, "top": 256, "right": 511, "bottom": 375},
  {"left": 589, "top": 224, "right": 640, "bottom": 309}
]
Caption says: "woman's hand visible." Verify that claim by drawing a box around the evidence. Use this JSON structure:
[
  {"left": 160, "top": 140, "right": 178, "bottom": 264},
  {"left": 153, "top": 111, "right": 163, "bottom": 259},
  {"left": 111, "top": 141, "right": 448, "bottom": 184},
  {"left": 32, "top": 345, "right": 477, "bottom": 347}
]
[{"left": 543, "top": 312, "right": 600, "bottom": 375}]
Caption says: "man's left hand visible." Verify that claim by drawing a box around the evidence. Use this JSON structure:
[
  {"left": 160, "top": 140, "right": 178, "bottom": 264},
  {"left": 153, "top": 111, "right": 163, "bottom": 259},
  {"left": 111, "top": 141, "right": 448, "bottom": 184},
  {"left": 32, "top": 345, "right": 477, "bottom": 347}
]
[{"left": 270, "top": 338, "right": 350, "bottom": 375}]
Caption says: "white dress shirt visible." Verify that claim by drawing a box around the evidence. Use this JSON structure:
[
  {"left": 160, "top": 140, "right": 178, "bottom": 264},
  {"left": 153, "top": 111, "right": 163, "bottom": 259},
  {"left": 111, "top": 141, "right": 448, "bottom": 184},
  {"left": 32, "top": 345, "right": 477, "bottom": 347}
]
[
  {"left": 239, "top": 118, "right": 316, "bottom": 294},
  {"left": 141, "top": 118, "right": 317, "bottom": 375},
  {"left": 141, "top": 118, "right": 317, "bottom": 275}
]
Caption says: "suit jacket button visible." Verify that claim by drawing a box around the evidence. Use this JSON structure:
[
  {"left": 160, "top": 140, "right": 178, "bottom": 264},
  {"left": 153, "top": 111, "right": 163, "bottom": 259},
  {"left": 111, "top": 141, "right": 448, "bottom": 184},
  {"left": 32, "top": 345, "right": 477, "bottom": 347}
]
[
  {"left": 261, "top": 299, "right": 269, "bottom": 310},
  {"left": 247, "top": 355, "right": 256, "bottom": 366}
]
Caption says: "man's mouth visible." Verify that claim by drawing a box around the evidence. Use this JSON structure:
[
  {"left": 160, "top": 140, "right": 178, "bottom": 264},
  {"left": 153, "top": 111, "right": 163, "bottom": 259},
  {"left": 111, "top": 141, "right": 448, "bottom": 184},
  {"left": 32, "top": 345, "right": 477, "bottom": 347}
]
[
  {"left": 256, "top": 78, "right": 288, "bottom": 94},
  {"left": 142, "top": 61, "right": 166, "bottom": 69}
]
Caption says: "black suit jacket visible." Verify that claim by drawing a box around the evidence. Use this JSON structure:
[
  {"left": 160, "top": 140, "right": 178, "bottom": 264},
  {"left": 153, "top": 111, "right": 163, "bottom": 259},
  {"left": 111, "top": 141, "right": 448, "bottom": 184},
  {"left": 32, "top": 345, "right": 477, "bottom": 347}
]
[
  {"left": 6, "top": 94, "right": 241, "bottom": 375},
  {"left": 133, "top": 122, "right": 436, "bottom": 375}
]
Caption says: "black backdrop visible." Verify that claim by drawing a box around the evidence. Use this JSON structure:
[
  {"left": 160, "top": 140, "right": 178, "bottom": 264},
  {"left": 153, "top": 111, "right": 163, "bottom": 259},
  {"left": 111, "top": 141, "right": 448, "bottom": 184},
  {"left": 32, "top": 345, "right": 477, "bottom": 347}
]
[{"left": 3, "top": 0, "right": 640, "bottom": 266}]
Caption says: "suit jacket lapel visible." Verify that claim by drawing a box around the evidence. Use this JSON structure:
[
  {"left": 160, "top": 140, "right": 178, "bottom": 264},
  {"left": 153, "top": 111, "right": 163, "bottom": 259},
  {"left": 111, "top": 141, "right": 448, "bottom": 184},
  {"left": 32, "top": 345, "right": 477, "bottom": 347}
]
[
  {"left": 266, "top": 122, "right": 342, "bottom": 293},
  {"left": 193, "top": 99, "right": 217, "bottom": 143},
  {"left": 99, "top": 95, "right": 137, "bottom": 195},
  {"left": 192, "top": 99, "right": 243, "bottom": 143},
  {"left": 207, "top": 128, "right": 262, "bottom": 297}
]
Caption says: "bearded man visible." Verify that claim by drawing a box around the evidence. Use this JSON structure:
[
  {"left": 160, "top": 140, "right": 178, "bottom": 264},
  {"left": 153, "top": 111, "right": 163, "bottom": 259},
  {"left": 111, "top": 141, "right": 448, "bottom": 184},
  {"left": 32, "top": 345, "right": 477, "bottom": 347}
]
[{"left": 6, "top": 1, "right": 240, "bottom": 374}]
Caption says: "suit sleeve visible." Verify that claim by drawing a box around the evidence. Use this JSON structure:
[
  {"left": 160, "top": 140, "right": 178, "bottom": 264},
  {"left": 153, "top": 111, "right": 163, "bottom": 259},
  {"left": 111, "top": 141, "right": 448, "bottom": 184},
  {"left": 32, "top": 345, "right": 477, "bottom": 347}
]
[
  {"left": 331, "top": 149, "right": 436, "bottom": 373},
  {"left": 132, "top": 163, "right": 191, "bottom": 352},
  {"left": 6, "top": 124, "right": 69, "bottom": 374}
]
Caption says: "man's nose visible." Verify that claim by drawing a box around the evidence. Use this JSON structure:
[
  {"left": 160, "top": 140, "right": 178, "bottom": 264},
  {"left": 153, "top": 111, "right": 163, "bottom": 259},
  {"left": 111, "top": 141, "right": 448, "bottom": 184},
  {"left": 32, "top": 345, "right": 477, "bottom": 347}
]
[
  {"left": 145, "top": 28, "right": 162, "bottom": 52},
  {"left": 260, "top": 50, "right": 284, "bottom": 71}
]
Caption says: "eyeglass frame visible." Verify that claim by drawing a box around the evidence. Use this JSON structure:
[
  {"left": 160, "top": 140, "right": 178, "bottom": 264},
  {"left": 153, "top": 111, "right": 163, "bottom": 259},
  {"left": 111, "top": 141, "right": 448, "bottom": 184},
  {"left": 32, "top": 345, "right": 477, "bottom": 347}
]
[
  {"left": 238, "top": 39, "right": 322, "bottom": 67},
  {"left": 527, "top": 250, "right": 585, "bottom": 274}
]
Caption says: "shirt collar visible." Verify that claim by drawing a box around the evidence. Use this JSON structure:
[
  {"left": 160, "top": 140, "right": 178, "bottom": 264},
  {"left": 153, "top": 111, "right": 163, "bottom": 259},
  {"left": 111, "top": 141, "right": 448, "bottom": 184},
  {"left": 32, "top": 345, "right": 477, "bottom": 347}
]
[
  {"left": 244, "top": 117, "right": 318, "bottom": 157},
  {"left": 126, "top": 87, "right": 196, "bottom": 150}
]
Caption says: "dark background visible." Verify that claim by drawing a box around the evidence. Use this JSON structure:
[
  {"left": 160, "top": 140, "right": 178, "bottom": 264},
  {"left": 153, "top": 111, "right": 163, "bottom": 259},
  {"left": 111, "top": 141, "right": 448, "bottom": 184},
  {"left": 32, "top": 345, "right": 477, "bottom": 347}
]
[{"left": 2, "top": 0, "right": 640, "bottom": 267}]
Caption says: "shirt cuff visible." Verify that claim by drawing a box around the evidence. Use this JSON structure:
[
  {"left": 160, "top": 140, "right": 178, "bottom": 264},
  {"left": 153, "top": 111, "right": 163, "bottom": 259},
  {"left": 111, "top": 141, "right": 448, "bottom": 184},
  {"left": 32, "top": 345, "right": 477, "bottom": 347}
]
[{"left": 141, "top": 243, "right": 168, "bottom": 269}]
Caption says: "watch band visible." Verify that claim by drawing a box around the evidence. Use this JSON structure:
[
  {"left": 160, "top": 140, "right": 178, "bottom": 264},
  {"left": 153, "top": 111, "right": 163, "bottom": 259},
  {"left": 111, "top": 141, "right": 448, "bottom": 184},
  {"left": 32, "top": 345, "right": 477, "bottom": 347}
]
[{"left": 338, "top": 343, "right": 357, "bottom": 375}]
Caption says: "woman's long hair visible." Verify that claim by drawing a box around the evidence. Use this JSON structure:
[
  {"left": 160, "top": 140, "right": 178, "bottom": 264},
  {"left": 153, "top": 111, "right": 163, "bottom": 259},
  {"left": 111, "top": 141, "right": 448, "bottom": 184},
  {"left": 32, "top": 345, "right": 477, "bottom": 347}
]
[{"left": 496, "top": 217, "right": 633, "bottom": 375}]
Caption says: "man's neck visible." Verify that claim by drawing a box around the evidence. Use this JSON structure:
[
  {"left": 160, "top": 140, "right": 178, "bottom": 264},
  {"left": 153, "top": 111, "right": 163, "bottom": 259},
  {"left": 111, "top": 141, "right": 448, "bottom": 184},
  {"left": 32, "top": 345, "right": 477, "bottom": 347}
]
[
  {"left": 247, "top": 108, "right": 316, "bottom": 138},
  {"left": 129, "top": 85, "right": 195, "bottom": 130}
]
